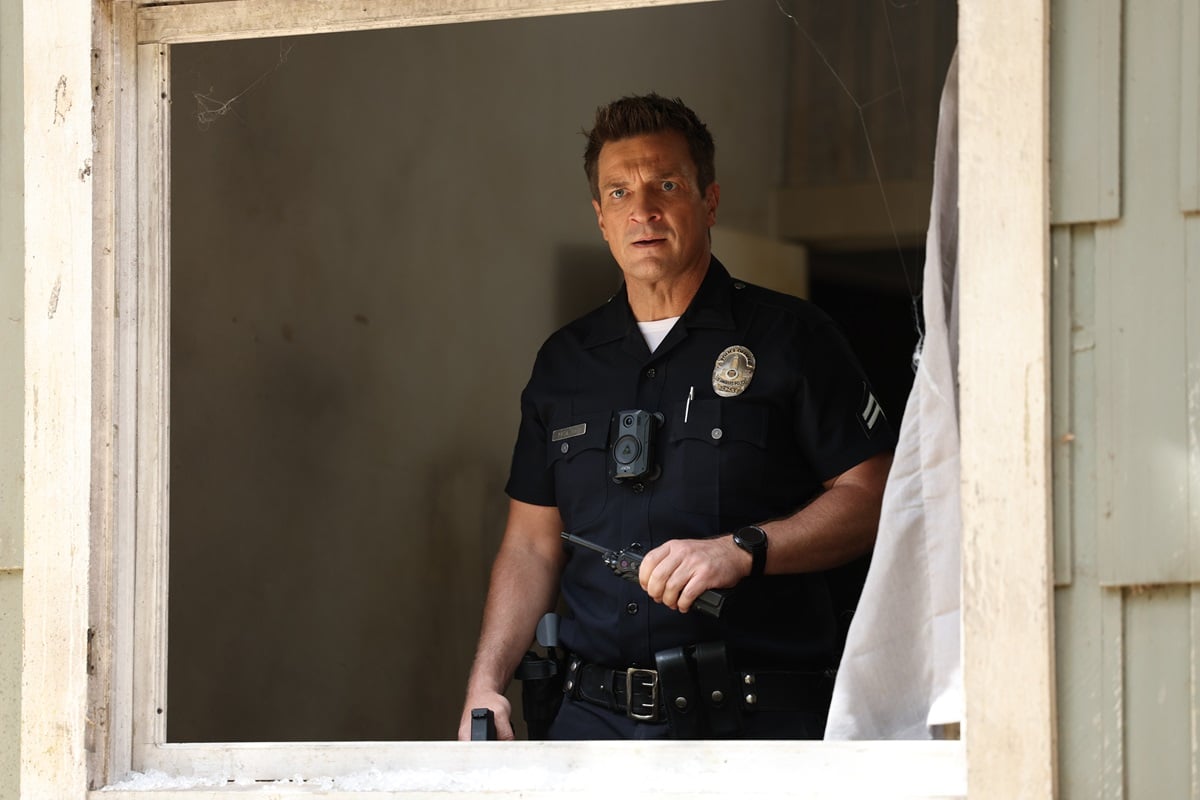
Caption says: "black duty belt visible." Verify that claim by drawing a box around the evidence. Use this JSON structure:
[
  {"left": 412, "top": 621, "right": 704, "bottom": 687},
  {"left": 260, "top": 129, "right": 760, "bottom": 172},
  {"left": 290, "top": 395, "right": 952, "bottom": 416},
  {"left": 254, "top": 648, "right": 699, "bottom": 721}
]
[
  {"left": 571, "top": 662, "right": 665, "bottom": 722},
  {"left": 563, "top": 646, "right": 835, "bottom": 736}
]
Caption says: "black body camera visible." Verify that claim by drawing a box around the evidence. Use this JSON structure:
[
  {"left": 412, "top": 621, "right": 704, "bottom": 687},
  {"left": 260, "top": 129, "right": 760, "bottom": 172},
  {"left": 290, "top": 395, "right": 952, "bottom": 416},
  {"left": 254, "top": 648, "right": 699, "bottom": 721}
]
[{"left": 610, "top": 409, "right": 664, "bottom": 483}]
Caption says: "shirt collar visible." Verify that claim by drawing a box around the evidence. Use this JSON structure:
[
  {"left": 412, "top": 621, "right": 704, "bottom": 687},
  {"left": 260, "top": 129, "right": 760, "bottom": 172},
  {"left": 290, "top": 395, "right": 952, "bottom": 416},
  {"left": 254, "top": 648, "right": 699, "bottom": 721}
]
[{"left": 582, "top": 256, "right": 738, "bottom": 351}]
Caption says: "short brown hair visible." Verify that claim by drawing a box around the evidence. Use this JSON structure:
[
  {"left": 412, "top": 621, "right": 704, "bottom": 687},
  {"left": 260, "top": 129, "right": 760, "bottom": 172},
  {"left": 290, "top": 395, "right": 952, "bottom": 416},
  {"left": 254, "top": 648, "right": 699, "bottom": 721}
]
[{"left": 583, "top": 93, "right": 716, "bottom": 202}]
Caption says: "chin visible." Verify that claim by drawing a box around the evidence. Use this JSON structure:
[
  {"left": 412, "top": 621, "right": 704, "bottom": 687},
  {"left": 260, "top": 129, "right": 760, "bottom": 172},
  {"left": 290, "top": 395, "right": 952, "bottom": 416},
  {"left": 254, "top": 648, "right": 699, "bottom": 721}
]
[{"left": 619, "top": 260, "right": 672, "bottom": 282}]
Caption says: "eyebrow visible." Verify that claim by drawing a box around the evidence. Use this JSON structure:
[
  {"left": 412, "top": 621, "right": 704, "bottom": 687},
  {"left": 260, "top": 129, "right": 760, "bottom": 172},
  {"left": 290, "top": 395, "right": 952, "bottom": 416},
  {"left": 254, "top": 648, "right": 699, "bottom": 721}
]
[{"left": 600, "top": 170, "right": 685, "bottom": 190}]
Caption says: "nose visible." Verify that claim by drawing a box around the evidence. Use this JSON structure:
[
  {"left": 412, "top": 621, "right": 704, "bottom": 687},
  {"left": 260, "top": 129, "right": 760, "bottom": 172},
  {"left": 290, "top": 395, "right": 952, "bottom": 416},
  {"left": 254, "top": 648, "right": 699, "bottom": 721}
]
[{"left": 630, "top": 193, "right": 662, "bottom": 223}]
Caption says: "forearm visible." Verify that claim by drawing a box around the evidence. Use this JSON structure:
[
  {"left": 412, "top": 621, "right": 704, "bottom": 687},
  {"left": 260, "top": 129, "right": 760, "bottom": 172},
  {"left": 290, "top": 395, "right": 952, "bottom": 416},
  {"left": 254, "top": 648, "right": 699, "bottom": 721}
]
[
  {"left": 758, "top": 450, "right": 893, "bottom": 575},
  {"left": 465, "top": 502, "right": 565, "bottom": 695},
  {"left": 639, "top": 451, "right": 892, "bottom": 612},
  {"left": 466, "top": 551, "right": 560, "bottom": 694}
]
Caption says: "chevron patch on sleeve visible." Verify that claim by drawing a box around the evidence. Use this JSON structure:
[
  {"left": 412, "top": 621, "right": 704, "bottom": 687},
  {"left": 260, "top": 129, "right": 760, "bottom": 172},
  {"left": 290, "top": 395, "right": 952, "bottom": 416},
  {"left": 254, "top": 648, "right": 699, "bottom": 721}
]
[{"left": 859, "top": 385, "right": 884, "bottom": 436}]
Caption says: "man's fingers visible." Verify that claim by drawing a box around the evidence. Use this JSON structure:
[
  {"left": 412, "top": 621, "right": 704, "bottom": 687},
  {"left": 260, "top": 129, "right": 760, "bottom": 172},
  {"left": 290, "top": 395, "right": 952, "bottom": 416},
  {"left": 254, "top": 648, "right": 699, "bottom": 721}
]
[
  {"left": 641, "top": 538, "right": 743, "bottom": 612},
  {"left": 636, "top": 545, "right": 664, "bottom": 591},
  {"left": 458, "top": 695, "right": 515, "bottom": 741},
  {"left": 672, "top": 574, "right": 711, "bottom": 614},
  {"left": 642, "top": 544, "right": 689, "bottom": 606},
  {"left": 642, "top": 540, "right": 710, "bottom": 610},
  {"left": 660, "top": 563, "right": 698, "bottom": 610}
]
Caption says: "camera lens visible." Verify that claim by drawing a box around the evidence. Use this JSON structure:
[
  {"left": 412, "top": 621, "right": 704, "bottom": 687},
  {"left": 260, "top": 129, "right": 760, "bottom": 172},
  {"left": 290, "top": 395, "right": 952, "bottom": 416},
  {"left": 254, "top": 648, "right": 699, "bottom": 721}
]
[{"left": 614, "top": 435, "right": 641, "bottom": 465}]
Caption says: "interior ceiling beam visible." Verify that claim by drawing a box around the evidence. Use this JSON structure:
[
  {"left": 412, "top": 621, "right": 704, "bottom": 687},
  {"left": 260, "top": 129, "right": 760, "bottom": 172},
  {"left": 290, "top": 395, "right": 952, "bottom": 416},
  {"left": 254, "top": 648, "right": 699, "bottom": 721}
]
[{"left": 136, "top": 0, "right": 723, "bottom": 44}]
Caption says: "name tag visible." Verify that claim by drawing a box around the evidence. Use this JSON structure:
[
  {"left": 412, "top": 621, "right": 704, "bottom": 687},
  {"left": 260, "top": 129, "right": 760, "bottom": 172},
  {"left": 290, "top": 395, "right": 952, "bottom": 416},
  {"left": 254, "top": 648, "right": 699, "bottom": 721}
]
[{"left": 551, "top": 423, "right": 587, "bottom": 442}]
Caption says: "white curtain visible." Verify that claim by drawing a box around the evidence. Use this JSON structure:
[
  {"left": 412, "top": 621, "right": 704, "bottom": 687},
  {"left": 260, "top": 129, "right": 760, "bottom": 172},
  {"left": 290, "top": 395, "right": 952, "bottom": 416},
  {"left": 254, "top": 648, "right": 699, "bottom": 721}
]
[{"left": 825, "top": 50, "right": 962, "bottom": 740}]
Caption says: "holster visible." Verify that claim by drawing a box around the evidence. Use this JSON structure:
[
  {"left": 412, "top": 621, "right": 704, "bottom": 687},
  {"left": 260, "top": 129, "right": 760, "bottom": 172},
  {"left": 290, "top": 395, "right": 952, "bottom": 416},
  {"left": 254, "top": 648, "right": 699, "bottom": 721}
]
[
  {"left": 655, "top": 642, "right": 742, "bottom": 739},
  {"left": 515, "top": 650, "right": 563, "bottom": 739}
]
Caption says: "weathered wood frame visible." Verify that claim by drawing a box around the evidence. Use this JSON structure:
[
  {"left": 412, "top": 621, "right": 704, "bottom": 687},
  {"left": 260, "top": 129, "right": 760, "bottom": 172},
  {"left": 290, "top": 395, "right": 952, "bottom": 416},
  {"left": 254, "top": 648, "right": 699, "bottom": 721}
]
[{"left": 21, "top": 0, "right": 1053, "bottom": 797}]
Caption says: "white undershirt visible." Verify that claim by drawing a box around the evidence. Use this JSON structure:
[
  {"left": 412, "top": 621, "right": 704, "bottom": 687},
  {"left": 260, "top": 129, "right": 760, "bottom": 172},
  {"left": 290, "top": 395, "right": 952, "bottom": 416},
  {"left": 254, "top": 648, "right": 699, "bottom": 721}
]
[{"left": 637, "top": 316, "right": 681, "bottom": 353}]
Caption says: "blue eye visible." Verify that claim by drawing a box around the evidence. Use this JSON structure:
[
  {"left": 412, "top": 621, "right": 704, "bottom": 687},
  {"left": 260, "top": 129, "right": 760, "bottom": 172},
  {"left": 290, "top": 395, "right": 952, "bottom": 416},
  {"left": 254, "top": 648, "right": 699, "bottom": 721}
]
[
  {"left": 611, "top": 188, "right": 626, "bottom": 199},
  {"left": 662, "top": 181, "right": 677, "bottom": 191}
]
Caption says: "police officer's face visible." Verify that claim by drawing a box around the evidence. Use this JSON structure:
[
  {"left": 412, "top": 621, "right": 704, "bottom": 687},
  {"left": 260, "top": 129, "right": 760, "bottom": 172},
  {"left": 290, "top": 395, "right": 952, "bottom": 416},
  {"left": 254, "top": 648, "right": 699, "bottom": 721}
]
[{"left": 591, "top": 131, "right": 720, "bottom": 289}]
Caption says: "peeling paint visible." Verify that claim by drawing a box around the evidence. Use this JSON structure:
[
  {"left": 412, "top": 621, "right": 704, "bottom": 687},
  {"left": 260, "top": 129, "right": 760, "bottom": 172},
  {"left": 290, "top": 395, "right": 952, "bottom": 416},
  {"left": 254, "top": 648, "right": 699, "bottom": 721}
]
[
  {"left": 53, "top": 75, "right": 71, "bottom": 125},
  {"left": 47, "top": 277, "right": 61, "bottom": 319}
]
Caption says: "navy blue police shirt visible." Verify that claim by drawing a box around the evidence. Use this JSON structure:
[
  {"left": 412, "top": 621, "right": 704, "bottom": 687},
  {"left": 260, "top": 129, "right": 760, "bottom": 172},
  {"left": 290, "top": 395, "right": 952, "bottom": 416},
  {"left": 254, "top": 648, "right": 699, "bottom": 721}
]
[{"left": 505, "top": 258, "right": 897, "bottom": 673}]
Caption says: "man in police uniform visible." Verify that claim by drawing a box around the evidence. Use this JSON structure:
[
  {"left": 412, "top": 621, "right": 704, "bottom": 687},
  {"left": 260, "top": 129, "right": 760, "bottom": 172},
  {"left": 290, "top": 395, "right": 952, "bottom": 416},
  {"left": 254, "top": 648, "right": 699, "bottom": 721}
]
[{"left": 458, "top": 94, "right": 895, "bottom": 740}]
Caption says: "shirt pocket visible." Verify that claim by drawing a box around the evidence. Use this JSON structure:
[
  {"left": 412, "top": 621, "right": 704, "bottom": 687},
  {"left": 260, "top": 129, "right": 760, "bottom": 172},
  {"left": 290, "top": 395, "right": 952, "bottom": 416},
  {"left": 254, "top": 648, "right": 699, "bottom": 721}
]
[
  {"left": 546, "top": 410, "right": 611, "bottom": 532},
  {"left": 666, "top": 398, "right": 769, "bottom": 520}
]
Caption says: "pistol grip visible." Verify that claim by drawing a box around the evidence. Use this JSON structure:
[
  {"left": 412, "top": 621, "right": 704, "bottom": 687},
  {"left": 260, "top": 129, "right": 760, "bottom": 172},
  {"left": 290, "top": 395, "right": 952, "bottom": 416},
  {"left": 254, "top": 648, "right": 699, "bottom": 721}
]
[
  {"left": 469, "top": 707, "right": 497, "bottom": 741},
  {"left": 694, "top": 588, "right": 727, "bottom": 618}
]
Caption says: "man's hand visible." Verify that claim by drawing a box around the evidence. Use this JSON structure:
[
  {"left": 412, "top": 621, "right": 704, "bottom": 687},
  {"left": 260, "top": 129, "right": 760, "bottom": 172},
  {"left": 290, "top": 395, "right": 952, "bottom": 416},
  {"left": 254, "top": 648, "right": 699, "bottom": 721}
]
[
  {"left": 457, "top": 691, "right": 514, "bottom": 741},
  {"left": 638, "top": 536, "right": 750, "bottom": 613}
]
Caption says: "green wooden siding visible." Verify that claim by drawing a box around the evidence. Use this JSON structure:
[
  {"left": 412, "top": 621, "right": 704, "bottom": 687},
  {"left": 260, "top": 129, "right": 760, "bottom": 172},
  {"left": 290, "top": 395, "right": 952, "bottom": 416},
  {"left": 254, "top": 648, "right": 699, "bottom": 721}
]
[
  {"left": 0, "top": 0, "right": 21, "bottom": 798},
  {"left": 1054, "top": 0, "right": 1200, "bottom": 795},
  {"left": 1124, "top": 587, "right": 1192, "bottom": 798},
  {"left": 1090, "top": 0, "right": 1192, "bottom": 585},
  {"left": 1181, "top": 0, "right": 1200, "bottom": 212},
  {"left": 0, "top": 576, "right": 19, "bottom": 800},
  {"left": 1190, "top": 216, "right": 1200, "bottom": 546},
  {"left": 1049, "top": 0, "right": 1121, "bottom": 224}
]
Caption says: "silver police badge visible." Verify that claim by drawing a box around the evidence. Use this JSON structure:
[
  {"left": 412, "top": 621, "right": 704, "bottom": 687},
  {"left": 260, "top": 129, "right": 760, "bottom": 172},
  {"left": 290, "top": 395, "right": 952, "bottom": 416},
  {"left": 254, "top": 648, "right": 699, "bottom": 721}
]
[{"left": 712, "top": 345, "right": 756, "bottom": 397}]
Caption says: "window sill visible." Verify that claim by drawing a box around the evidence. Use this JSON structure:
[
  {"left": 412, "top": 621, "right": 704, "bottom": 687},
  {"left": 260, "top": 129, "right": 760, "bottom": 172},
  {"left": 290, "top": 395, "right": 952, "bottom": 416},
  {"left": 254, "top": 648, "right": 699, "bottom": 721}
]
[{"left": 98, "top": 740, "right": 965, "bottom": 798}]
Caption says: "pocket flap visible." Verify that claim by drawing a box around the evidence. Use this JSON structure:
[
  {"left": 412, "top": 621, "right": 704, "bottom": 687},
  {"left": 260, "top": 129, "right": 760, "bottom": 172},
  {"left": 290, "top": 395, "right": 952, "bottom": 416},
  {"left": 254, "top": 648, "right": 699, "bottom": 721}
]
[{"left": 668, "top": 399, "right": 767, "bottom": 449}]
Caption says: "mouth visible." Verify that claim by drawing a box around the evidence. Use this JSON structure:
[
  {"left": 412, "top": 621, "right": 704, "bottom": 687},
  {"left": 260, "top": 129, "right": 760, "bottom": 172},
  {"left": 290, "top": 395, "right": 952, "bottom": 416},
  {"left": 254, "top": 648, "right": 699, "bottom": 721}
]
[{"left": 632, "top": 236, "right": 667, "bottom": 248}]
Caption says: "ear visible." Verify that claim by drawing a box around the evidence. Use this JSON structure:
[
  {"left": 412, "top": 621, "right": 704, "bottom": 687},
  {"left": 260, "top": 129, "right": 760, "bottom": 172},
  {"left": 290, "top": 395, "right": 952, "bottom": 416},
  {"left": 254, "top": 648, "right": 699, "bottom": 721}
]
[
  {"left": 704, "top": 183, "right": 721, "bottom": 227},
  {"left": 592, "top": 198, "right": 609, "bottom": 241}
]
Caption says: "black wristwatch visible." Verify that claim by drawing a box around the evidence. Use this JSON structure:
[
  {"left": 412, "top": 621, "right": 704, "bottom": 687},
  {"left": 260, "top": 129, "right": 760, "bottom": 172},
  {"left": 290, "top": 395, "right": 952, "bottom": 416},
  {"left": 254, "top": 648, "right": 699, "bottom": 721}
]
[{"left": 732, "top": 525, "right": 768, "bottom": 579}]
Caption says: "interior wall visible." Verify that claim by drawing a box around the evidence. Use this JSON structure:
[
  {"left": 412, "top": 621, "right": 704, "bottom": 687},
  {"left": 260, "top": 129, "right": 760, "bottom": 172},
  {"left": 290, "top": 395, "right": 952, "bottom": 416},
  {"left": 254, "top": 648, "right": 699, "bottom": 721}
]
[
  {"left": 775, "top": 0, "right": 956, "bottom": 248},
  {"left": 0, "top": 0, "right": 23, "bottom": 794},
  {"left": 785, "top": 0, "right": 955, "bottom": 189},
  {"left": 781, "top": 0, "right": 954, "bottom": 441},
  {"left": 167, "top": 0, "right": 793, "bottom": 742}
]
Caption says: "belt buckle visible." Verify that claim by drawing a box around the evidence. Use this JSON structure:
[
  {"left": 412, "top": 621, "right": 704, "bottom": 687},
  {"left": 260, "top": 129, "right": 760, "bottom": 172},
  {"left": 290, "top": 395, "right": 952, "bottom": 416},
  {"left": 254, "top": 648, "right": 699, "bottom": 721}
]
[{"left": 625, "top": 667, "right": 659, "bottom": 721}]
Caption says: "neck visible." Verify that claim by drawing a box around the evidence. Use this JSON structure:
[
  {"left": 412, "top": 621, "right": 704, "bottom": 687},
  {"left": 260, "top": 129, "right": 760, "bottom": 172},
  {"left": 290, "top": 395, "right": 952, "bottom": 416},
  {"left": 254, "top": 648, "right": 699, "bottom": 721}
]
[{"left": 625, "top": 261, "right": 709, "bottom": 322}]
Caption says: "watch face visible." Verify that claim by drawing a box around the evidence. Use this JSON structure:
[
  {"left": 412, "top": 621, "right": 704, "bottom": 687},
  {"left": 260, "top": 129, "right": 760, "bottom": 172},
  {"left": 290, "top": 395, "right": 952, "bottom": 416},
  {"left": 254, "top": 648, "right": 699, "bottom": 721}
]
[{"left": 736, "top": 526, "right": 766, "bottom": 548}]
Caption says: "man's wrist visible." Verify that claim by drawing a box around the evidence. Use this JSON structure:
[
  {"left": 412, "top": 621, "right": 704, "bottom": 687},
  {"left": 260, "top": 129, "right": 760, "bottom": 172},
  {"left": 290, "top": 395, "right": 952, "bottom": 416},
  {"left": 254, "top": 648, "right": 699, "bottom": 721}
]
[
  {"left": 726, "top": 534, "right": 753, "bottom": 577},
  {"left": 731, "top": 524, "right": 768, "bottom": 578}
]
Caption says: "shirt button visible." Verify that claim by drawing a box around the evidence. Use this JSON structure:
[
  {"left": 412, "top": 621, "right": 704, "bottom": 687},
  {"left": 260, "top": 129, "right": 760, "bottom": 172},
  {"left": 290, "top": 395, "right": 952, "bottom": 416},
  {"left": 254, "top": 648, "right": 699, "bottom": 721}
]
[
  {"left": 626, "top": 603, "right": 639, "bottom": 615},
  {"left": 734, "top": 281, "right": 746, "bottom": 290},
  {"left": 645, "top": 367, "right": 657, "bottom": 379},
  {"left": 711, "top": 427, "right": 723, "bottom": 440}
]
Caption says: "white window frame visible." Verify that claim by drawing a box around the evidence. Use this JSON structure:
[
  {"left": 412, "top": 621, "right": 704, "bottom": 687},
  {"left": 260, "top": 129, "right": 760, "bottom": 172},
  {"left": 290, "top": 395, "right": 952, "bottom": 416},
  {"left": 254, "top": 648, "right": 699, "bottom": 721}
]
[{"left": 21, "top": 1, "right": 1054, "bottom": 797}]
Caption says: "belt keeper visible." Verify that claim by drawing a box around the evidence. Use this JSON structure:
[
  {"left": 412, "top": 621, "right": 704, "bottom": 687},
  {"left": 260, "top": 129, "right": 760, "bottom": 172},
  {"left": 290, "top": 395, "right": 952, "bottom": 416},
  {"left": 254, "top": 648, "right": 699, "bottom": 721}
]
[{"left": 563, "top": 655, "right": 582, "bottom": 695}]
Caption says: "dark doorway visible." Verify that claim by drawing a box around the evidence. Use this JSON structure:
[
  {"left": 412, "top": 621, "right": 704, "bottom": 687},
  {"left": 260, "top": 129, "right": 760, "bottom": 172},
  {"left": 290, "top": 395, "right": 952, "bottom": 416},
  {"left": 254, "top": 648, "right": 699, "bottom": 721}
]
[{"left": 809, "top": 248, "right": 924, "bottom": 428}]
